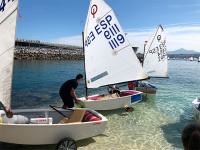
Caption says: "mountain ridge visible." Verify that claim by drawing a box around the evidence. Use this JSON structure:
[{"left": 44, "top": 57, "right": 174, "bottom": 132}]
[{"left": 168, "top": 48, "right": 200, "bottom": 54}]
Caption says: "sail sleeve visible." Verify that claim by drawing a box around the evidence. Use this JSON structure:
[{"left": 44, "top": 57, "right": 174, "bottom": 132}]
[
  {"left": 143, "top": 25, "right": 168, "bottom": 78},
  {"left": 84, "top": 0, "right": 148, "bottom": 88},
  {"left": 0, "top": 0, "right": 18, "bottom": 108}
]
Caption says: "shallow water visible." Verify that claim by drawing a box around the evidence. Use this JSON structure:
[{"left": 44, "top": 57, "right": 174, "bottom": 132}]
[{"left": 1, "top": 60, "right": 200, "bottom": 150}]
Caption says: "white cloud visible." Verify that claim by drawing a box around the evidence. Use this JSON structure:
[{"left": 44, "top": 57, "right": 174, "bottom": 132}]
[
  {"left": 168, "top": 3, "right": 200, "bottom": 17},
  {"left": 191, "top": 9, "right": 200, "bottom": 14},
  {"left": 168, "top": 3, "right": 200, "bottom": 8},
  {"left": 53, "top": 23, "right": 200, "bottom": 52},
  {"left": 126, "top": 24, "right": 200, "bottom": 52}
]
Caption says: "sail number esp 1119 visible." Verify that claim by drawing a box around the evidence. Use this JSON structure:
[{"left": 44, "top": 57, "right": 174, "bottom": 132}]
[
  {"left": 85, "top": 14, "right": 125, "bottom": 51},
  {"left": 0, "top": 0, "right": 14, "bottom": 12}
]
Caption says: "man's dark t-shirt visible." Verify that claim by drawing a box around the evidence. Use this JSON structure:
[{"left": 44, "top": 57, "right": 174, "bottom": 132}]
[{"left": 59, "top": 79, "right": 78, "bottom": 107}]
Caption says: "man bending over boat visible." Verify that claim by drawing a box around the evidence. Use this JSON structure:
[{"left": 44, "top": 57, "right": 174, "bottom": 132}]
[{"left": 59, "top": 74, "right": 83, "bottom": 109}]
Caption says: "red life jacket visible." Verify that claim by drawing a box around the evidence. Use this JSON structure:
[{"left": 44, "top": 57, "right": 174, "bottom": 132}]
[
  {"left": 82, "top": 111, "right": 101, "bottom": 122},
  {"left": 128, "top": 81, "right": 136, "bottom": 90}
]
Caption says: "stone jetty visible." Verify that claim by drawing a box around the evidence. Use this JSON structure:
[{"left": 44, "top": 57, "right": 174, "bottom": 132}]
[
  {"left": 15, "top": 39, "right": 142, "bottom": 60},
  {"left": 15, "top": 39, "right": 84, "bottom": 60}
]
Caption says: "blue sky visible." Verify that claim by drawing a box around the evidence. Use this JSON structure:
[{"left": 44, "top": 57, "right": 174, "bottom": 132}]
[{"left": 16, "top": 0, "right": 200, "bottom": 51}]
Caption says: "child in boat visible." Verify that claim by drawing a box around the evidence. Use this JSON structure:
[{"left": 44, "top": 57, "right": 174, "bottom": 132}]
[
  {"left": 59, "top": 74, "right": 83, "bottom": 108},
  {"left": 128, "top": 80, "right": 138, "bottom": 90},
  {"left": 108, "top": 85, "right": 120, "bottom": 96},
  {"left": 182, "top": 123, "right": 200, "bottom": 150}
]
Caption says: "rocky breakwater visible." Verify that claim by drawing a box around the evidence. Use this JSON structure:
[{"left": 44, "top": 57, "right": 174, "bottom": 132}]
[{"left": 14, "top": 46, "right": 84, "bottom": 60}]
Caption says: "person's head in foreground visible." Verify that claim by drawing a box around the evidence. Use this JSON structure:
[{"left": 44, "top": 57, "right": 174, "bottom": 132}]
[
  {"left": 76, "top": 74, "right": 83, "bottom": 84},
  {"left": 182, "top": 122, "right": 200, "bottom": 150}
]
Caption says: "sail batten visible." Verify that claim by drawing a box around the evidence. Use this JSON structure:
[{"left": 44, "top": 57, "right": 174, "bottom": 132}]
[
  {"left": 0, "top": 0, "right": 18, "bottom": 108},
  {"left": 143, "top": 25, "right": 168, "bottom": 78},
  {"left": 84, "top": 0, "right": 148, "bottom": 88}
]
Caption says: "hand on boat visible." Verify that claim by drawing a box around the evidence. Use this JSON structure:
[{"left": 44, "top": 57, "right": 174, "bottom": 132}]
[
  {"left": 75, "top": 98, "right": 81, "bottom": 103},
  {"left": 5, "top": 108, "right": 13, "bottom": 118},
  {"left": 59, "top": 118, "right": 69, "bottom": 124}
]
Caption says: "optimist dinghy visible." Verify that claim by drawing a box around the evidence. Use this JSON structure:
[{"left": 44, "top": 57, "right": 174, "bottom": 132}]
[
  {"left": 136, "top": 25, "right": 168, "bottom": 94},
  {"left": 77, "top": 0, "right": 148, "bottom": 110},
  {"left": 0, "top": 107, "right": 107, "bottom": 147},
  {"left": 192, "top": 98, "right": 200, "bottom": 121},
  {"left": 0, "top": 1, "right": 107, "bottom": 149}
]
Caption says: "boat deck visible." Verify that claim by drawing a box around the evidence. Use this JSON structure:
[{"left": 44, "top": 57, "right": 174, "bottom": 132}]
[{"left": 87, "top": 91, "right": 140, "bottom": 101}]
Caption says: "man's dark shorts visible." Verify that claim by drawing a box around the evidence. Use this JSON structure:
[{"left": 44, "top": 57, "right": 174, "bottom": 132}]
[{"left": 60, "top": 94, "right": 74, "bottom": 108}]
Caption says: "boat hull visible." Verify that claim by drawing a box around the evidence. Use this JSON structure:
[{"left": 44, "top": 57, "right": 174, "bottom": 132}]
[
  {"left": 0, "top": 108, "right": 107, "bottom": 145},
  {"left": 136, "top": 82, "right": 157, "bottom": 95},
  {"left": 78, "top": 90, "right": 142, "bottom": 110},
  {"left": 192, "top": 98, "right": 200, "bottom": 121},
  {"left": 136, "top": 87, "right": 157, "bottom": 94}
]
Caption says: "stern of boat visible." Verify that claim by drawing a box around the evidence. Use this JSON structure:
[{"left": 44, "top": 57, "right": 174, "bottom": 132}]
[
  {"left": 192, "top": 98, "right": 200, "bottom": 121},
  {"left": 0, "top": 108, "right": 108, "bottom": 145},
  {"left": 120, "top": 90, "right": 143, "bottom": 104}
]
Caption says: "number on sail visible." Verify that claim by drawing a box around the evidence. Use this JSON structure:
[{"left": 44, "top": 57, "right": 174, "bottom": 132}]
[{"left": 0, "top": 0, "right": 6, "bottom": 12}]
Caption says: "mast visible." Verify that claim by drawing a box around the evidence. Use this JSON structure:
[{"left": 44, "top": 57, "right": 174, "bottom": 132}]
[
  {"left": 82, "top": 32, "right": 88, "bottom": 98},
  {"left": 142, "top": 41, "right": 148, "bottom": 66}
]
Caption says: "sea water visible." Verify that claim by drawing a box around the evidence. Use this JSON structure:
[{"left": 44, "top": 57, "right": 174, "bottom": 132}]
[{"left": 0, "top": 60, "right": 199, "bottom": 150}]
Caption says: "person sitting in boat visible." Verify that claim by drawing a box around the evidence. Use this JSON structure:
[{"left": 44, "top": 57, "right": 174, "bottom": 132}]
[
  {"left": 198, "top": 103, "right": 200, "bottom": 111},
  {"left": 182, "top": 123, "right": 200, "bottom": 150},
  {"left": 59, "top": 74, "right": 83, "bottom": 109},
  {"left": 128, "top": 80, "right": 138, "bottom": 90},
  {"left": 108, "top": 85, "right": 121, "bottom": 96}
]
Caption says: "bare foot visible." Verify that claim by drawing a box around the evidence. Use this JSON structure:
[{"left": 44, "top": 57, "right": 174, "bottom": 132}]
[{"left": 125, "top": 107, "right": 134, "bottom": 112}]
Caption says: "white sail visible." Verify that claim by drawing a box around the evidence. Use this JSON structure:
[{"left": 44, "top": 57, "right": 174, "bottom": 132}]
[
  {"left": 143, "top": 25, "right": 168, "bottom": 77},
  {"left": 84, "top": 0, "right": 148, "bottom": 88},
  {"left": 0, "top": 0, "right": 18, "bottom": 108},
  {"left": 189, "top": 57, "right": 193, "bottom": 61}
]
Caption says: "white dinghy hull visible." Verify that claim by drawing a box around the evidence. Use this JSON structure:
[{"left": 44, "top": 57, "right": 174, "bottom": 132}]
[
  {"left": 136, "top": 82, "right": 157, "bottom": 95},
  {"left": 192, "top": 98, "right": 200, "bottom": 121},
  {"left": 0, "top": 108, "right": 107, "bottom": 145},
  {"left": 78, "top": 90, "right": 142, "bottom": 110},
  {"left": 136, "top": 87, "right": 157, "bottom": 94}
]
